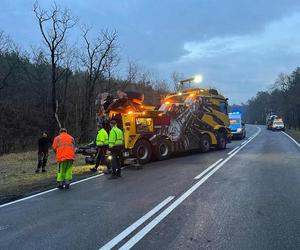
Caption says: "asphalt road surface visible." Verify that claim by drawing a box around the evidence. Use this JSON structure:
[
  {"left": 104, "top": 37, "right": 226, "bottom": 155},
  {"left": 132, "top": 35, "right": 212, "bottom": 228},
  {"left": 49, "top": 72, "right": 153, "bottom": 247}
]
[{"left": 1, "top": 125, "right": 300, "bottom": 250}]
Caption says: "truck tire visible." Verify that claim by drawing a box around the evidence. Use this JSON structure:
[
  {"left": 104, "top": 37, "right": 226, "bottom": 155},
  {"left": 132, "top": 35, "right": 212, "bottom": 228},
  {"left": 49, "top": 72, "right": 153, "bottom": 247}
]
[
  {"left": 199, "top": 134, "right": 211, "bottom": 153},
  {"left": 217, "top": 132, "right": 227, "bottom": 150},
  {"left": 132, "top": 139, "right": 152, "bottom": 164},
  {"left": 154, "top": 139, "right": 172, "bottom": 161}
]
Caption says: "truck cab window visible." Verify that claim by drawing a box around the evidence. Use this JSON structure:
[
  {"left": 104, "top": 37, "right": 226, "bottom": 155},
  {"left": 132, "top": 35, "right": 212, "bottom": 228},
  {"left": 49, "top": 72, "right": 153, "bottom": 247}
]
[{"left": 219, "top": 101, "right": 228, "bottom": 114}]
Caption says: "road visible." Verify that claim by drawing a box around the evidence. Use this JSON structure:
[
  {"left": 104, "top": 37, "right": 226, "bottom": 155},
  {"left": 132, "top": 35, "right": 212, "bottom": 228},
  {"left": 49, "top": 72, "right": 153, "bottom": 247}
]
[{"left": 1, "top": 125, "right": 300, "bottom": 250}]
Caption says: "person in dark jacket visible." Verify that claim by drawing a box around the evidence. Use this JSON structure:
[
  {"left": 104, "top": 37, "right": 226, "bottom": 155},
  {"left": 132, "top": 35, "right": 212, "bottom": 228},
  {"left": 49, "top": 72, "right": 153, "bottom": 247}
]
[{"left": 35, "top": 132, "right": 52, "bottom": 173}]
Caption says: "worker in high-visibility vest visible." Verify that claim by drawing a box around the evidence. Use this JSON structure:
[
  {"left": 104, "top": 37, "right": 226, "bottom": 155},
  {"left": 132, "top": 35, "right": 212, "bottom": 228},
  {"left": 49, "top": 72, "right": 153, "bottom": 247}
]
[
  {"left": 90, "top": 123, "right": 109, "bottom": 172},
  {"left": 108, "top": 120, "right": 124, "bottom": 178},
  {"left": 52, "top": 128, "right": 75, "bottom": 189}
]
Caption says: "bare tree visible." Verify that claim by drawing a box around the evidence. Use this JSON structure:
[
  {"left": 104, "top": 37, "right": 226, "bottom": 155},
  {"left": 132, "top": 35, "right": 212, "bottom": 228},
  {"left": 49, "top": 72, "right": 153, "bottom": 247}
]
[
  {"left": 0, "top": 31, "right": 10, "bottom": 53},
  {"left": 274, "top": 73, "right": 290, "bottom": 92},
  {"left": 118, "top": 61, "right": 139, "bottom": 91},
  {"left": 171, "top": 71, "right": 184, "bottom": 92},
  {"left": 33, "top": 1, "right": 76, "bottom": 132},
  {"left": 79, "top": 27, "right": 118, "bottom": 142},
  {"left": 54, "top": 43, "right": 79, "bottom": 127},
  {"left": 0, "top": 31, "right": 19, "bottom": 91}
]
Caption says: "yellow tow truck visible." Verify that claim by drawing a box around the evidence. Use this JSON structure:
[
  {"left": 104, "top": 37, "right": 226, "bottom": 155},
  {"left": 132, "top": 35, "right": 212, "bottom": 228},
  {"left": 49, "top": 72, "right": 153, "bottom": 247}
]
[{"left": 99, "top": 88, "right": 231, "bottom": 164}]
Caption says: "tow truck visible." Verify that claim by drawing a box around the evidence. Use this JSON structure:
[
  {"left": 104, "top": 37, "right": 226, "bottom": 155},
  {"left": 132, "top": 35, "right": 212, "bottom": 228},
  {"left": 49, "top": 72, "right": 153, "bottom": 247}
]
[
  {"left": 266, "top": 115, "right": 285, "bottom": 131},
  {"left": 97, "top": 87, "right": 232, "bottom": 164},
  {"left": 271, "top": 118, "right": 285, "bottom": 131},
  {"left": 266, "top": 114, "right": 278, "bottom": 130}
]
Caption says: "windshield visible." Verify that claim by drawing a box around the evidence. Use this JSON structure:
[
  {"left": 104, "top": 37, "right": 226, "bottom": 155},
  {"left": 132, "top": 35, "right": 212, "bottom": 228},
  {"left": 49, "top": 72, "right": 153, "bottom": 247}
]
[
  {"left": 230, "top": 118, "right": 241, "bottom": 125},
  {"left": 219, "top": 101, "right": 228, "bottom": 114}
]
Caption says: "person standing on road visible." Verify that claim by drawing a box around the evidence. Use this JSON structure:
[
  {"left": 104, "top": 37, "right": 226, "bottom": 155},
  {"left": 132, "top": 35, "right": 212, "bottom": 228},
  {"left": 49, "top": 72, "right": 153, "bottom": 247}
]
[
  {"left": 108, "top": 120, "right": 124, "bottom": 178},
  {"left": 35, "top": 132, "right": 52, "bottom": 173},
  {"left": 52, "top": 128, "right": 75, "bottom": 189},
  {"left": 90, "top": 123, "right": 109, "bottom": 172}
]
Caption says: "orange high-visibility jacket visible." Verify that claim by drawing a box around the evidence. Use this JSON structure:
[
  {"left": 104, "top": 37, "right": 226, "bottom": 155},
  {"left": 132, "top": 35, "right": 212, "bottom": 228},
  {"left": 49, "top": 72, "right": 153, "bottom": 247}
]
[{"left": 52, "top": 132, "right": 75, "bottom": 162}]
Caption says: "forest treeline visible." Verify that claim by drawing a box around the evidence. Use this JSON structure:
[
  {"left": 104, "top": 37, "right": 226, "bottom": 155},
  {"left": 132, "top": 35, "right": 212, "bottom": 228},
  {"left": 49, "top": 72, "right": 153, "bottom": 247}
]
[
  {"left": 0, "top": 3, "right": 170, "bottom": 154},
  {"left": 239, "top": 67, "right": 300, "bottom": 129}
]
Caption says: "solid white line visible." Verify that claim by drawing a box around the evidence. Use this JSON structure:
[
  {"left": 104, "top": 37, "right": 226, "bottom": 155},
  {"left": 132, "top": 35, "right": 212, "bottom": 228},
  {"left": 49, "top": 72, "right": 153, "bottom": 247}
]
[
  {"left": 0, "top": 173, "right": 104, "bottom": 209},
  {"left": 0, "top": 188, "right": 58, "bottom": 208},
  {"left": 248, "top": 136, "right": 254, "bottom": 141},
  {"left": 228, "top": 146, "right": 240, "bottom": 155},
  {"left": 71, "top": 173, "right": 104, "bottom": 185},
  {"left": 194, "top": 158, "right": 223, "bottom": 180},
  {"left": 241, "top": 140, "right": 248, "bottom": 145},
  {"left": 119, "top": 127, "right": 261, "bottom": 250},
  {"left": 281, "top": 131, "right": 300, "bottom": 148},
  {"left": 99, "top": 196, "right": 175, "bottom": 250}
]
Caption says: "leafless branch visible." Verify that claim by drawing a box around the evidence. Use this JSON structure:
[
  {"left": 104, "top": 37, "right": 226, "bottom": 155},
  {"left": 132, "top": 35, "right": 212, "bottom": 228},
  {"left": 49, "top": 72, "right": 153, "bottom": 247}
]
[{"left": 33, "top": 1, "right": 77, "bottom": 131}]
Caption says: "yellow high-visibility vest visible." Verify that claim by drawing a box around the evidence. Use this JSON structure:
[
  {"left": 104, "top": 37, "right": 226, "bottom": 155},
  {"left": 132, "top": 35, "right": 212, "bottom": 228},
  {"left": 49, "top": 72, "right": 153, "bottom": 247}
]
[
  {"left": 108, "top": 126, "right": 124, "bottom": 148},
  {"left": 96, "top": 128, "right": 108, "bottom": 146}
]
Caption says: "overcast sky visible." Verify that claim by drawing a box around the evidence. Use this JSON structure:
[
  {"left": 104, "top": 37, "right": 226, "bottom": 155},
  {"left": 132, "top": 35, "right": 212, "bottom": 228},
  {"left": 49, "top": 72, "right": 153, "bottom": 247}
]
[{"left": 1, "top": 0, "right": 300, "bottom": 104}]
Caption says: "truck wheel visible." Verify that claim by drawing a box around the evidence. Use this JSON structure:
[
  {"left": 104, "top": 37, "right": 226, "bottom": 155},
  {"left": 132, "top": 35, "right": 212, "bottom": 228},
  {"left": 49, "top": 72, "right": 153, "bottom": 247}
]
[
  {"left": 154, "top": 139, "right": 172, "bottom": 160},
  {"left": 217, "top": 132, "right": 227, "bottom": 150},
  {"left": 199, "top": 134, "right": 211, "bottom": 153},
  {"left": 133, "top": 139, "right": 152, "bottom": 164}
]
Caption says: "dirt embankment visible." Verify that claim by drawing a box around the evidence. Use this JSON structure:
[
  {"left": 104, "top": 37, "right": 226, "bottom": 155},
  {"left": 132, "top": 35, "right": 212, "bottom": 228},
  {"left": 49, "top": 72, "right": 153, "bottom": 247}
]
[{"left": 0, "top": 151, "right": 96, "bottom": 204}]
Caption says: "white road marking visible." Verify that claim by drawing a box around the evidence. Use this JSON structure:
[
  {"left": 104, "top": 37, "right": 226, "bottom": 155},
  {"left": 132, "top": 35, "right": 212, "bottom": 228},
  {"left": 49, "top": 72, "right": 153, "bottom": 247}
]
[
  {"left": 0, "top": 173, "right": 104, "bottom": 209},
  {"left": 281, "top": 131, "right": 300, "bottom": 148},
  {"left": 241, "top": 140, "right": 248, "bottom": 145},
  {"left": 0, "top": 225, "right": 8, "bottom": 231},
  {"left": 119, "top": 127, "right": 261, "bottom": 250},
  {"left": 71, "top": 173, "right": 104, "bottom": 185},
  {"left": 194, "top": 158, "right": 223, "bottom": 180},
  {"left": 99, "top": 196, "right": 175, "bottom": 250},
  {"left": 228, "top": 146, "right": 240, "bottom": 155}
]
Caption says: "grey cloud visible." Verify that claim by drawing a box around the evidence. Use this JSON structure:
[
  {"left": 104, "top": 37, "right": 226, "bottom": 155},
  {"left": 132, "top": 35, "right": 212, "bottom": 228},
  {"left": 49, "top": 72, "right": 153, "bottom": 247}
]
[{"left": 1, "top": 0, "right": 300, "bottom": 104}]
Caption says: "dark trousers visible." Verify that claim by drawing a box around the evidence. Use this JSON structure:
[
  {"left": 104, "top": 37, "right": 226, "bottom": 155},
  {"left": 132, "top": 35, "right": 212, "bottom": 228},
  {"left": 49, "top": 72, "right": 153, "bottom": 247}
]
[
  {"left": 37, "top": 151, "right": 48, "bottom": 170},
  {"left": 95, "top": 146, "right": 108, "bottom": 169},
  {"left": 111, "top": 146, "right": 123, "bottom": 175}
]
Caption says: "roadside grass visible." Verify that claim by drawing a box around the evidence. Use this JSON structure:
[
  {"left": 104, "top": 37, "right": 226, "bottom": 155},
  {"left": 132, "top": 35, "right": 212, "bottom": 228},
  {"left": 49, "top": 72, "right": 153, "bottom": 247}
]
[
  {"left": 286, "top": 128, "right": 300, "bottom": 144},
  {"left": 0, "top": 150, "right": 95, "bottom": 203}
]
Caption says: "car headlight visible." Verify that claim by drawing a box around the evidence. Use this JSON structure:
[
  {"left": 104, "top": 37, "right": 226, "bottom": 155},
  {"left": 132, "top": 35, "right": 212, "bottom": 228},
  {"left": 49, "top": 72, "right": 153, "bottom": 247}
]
[
  {"left": 107, "top": 155, "right": 113, "bottom": 160},
  {"left": 237, "top": 128, "right": 242, "bottom": 132}
]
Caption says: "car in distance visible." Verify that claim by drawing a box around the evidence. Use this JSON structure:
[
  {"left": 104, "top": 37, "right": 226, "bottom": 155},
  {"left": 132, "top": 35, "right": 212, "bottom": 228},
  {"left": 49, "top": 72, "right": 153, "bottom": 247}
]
[{"left": 229, "top": 111, "right": 246, "bottom": 139}]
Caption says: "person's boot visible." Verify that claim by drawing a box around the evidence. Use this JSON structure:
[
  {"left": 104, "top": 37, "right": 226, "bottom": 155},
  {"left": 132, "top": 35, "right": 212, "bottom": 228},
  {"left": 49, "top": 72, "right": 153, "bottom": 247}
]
[
  {"left": 58, "top": 182, "right": 64, "bottom": 189},
  {"left": 42, "top": 168, "right": 46, "bottom": 173},
  {"left": 65, "top": 183, "right": 70, "bottom": 189},
  {"left": 90, "top": 167, "right": 98, "bottom": 172},
  {"left": 35, "top": 169, "right": 39, "bottom": 173},
  {"left": 116, "top": 170, "right": 122, "bottom": 177}
]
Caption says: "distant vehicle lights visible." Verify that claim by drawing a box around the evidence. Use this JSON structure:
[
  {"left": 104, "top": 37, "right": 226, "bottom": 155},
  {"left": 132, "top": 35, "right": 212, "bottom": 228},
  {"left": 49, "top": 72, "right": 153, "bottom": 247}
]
[{"left": 231, "top": 111, "right": 241, "bottom": 115}]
